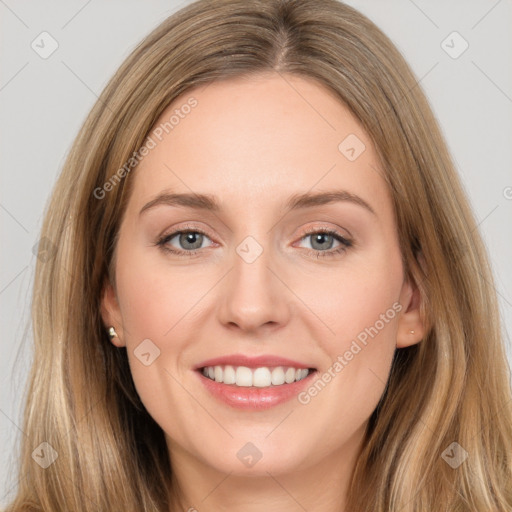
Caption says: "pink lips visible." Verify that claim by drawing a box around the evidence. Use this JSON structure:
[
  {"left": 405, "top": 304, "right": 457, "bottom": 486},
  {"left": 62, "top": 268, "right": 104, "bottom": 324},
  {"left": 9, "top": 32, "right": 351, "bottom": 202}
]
[
  {"left": 194, "top": 353, "right": 317, "bottom": 410},
  {"left": 194, "top": 353, "right": 315, "bottom": 370}
]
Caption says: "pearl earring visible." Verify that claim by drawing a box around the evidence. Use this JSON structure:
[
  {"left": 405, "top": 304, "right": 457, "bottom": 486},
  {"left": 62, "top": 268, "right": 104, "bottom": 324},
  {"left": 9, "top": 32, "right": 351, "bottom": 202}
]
[
  {"left": 410, "top": 330, "right": 415, "bottom": 334},
  {"left": 108, "top": 326, "right": 118, "bottom": 339}
]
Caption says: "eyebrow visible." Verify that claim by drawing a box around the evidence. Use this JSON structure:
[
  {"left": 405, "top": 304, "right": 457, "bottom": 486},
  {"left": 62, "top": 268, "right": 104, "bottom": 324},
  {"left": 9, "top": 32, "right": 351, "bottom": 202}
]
[{"left": 139, "top": 189, "right": 376, "bottom": 216}]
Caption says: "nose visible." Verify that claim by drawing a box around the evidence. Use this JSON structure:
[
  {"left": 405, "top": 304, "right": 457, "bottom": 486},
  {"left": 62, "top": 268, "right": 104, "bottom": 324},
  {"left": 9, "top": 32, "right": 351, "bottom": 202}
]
[{"left": 217, "top": 236, "right": 291, "bottom": 334}]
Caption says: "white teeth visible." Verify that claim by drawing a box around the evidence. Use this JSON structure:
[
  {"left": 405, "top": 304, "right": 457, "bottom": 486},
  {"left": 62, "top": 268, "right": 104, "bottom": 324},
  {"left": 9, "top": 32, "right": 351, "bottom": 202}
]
[
  {"left": 253, "top": 367, "right": 271, "bottom": 387},
  {"left": 285, "top": 367, "right": 296, "bottom": 384},
  {"left": 200, "top": 365, "right": 313, "bottom": 387},
  {"left": 235, "top": 366, "right": 253, "bottom": 387},
  {"left": 271, "top": 367, "right": 285, "bottom": 385},
  {"left": 223, "top": 365, "right": 236, "bottom": 384}
]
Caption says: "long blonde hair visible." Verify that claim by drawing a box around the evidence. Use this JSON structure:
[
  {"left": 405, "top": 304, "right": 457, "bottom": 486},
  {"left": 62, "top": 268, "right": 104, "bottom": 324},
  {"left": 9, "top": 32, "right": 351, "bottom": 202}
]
[{"left": 6, "top": 0, "right": 512, "bottom": 510}]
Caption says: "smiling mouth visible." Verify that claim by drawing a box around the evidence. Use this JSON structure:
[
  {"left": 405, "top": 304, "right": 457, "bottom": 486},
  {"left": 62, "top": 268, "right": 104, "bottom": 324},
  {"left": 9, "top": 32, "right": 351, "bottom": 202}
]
[{"left": 198, "top": 365, "right": 317, "bottom": 388}]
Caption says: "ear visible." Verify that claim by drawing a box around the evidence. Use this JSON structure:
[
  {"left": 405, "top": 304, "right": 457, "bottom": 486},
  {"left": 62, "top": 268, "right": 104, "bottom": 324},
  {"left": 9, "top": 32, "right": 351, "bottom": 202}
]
[
  {"left": 100, "top": 277, "right": 125, "bottom": 347},
  {"left": 396, "top": 273, "right": 425, "bottom": 349}
]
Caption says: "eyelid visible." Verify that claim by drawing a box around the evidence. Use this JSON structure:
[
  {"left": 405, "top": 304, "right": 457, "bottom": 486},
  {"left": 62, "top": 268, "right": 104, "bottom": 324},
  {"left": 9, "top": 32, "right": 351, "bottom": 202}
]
[
  {"left": 159, "top": 222, "right": 217, "bottom": 242},
  {"left": 295, "top": 222, "right": 352, "bottom": 240}
]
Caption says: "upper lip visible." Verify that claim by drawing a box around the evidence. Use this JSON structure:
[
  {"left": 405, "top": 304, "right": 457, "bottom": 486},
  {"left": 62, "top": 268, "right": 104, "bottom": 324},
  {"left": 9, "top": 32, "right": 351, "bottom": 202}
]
[{"left": 194, "top": 354, "right": 316, "bottom": 370}]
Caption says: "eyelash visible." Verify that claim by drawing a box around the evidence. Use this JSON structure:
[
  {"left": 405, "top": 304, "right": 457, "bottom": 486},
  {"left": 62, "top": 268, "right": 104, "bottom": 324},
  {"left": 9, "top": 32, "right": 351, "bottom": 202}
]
[{"left": 155, "top": 225, "right": 353, "bottom": 259}]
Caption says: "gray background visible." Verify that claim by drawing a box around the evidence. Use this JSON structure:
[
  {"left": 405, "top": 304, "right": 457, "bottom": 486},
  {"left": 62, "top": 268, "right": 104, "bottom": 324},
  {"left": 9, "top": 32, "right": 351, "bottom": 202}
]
[{"left": 1, "top": 0, "right": 511, "bottom": 505}]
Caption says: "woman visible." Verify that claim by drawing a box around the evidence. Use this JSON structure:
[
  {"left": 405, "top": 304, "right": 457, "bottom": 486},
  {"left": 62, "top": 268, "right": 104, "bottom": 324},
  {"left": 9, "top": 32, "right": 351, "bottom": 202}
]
[{"left": 6, "top": 0, "right": 512, "bottom": 510}]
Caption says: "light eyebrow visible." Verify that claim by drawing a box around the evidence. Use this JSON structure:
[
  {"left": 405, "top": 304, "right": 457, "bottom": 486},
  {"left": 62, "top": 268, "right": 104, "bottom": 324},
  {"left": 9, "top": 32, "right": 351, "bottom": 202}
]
[{"left": 139, "top": 189, "right": 376, "bottom": 216}]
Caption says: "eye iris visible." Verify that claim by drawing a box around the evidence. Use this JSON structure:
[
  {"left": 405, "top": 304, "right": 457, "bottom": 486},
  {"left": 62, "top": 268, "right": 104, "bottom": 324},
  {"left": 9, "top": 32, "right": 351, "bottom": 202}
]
[
  {"left": 311, "top": 233, "right": 334, "bottom": 251},
  {"left": 180, "top": 232, "right": 203, "bottom": 250}
]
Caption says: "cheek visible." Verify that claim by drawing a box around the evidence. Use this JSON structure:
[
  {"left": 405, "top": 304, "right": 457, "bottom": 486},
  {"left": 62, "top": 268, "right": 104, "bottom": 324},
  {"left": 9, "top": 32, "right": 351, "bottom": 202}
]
[
  {"left": 301, "top": 246, "right": 403, "bottom": 394},
  {"left": 291, "top": 261, "right": 402, "bottom": 446},
  {"left": 115, "top": 245, "right": 197, "bottom": 338},
  {"left": 300, "top": 250, "right": 403, "bottom": 346},
  {"left": 114, "top": 251, "right": 195, "bottom": 434},
  {"left": 330, "top": 268, "right": 401, "bottom": 348}
]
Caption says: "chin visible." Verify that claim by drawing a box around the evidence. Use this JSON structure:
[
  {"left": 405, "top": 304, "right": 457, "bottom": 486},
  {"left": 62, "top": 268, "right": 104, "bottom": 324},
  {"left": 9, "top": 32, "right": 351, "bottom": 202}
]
[{"left": 199, "top": 440, "right": 311, "bottom": 476}]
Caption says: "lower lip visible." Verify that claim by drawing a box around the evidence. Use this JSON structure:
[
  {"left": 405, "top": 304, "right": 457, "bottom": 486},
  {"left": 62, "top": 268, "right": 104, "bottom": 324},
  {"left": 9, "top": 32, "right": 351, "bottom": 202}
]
[{"left": 195, "top": 369, "right": 317, "bottom": 410}]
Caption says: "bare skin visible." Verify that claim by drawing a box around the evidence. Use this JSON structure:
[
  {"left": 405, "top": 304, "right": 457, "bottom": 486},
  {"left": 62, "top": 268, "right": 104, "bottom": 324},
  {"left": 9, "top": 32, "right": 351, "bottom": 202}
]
[{"left": 101, "top": 72, "right": 424, "bottom": 512}]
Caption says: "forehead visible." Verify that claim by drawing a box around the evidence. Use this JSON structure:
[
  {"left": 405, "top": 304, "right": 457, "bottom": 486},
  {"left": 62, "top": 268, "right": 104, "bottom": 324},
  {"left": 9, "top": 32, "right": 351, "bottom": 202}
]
[{"left": 128, "top": 73, "right": 391, "bottom": 219}]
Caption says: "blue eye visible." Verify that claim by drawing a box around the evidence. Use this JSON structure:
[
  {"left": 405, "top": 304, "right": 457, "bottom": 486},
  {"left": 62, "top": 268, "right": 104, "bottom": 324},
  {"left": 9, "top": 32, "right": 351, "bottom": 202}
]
[
  {"left": 156, "top": 227, "right": 353, "bottom": 258},
  {"left": 157, "top": 229, "right": 212, "bottom": 256},
  {"left": 297, "top": 228, "right": 352, "bottom": 258}
]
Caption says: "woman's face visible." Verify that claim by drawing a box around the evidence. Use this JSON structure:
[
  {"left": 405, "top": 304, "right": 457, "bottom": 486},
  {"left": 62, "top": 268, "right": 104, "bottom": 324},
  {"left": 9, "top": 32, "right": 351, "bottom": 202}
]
[{"left": 101, "top": 73, "right": 423, "bottom": 477}]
